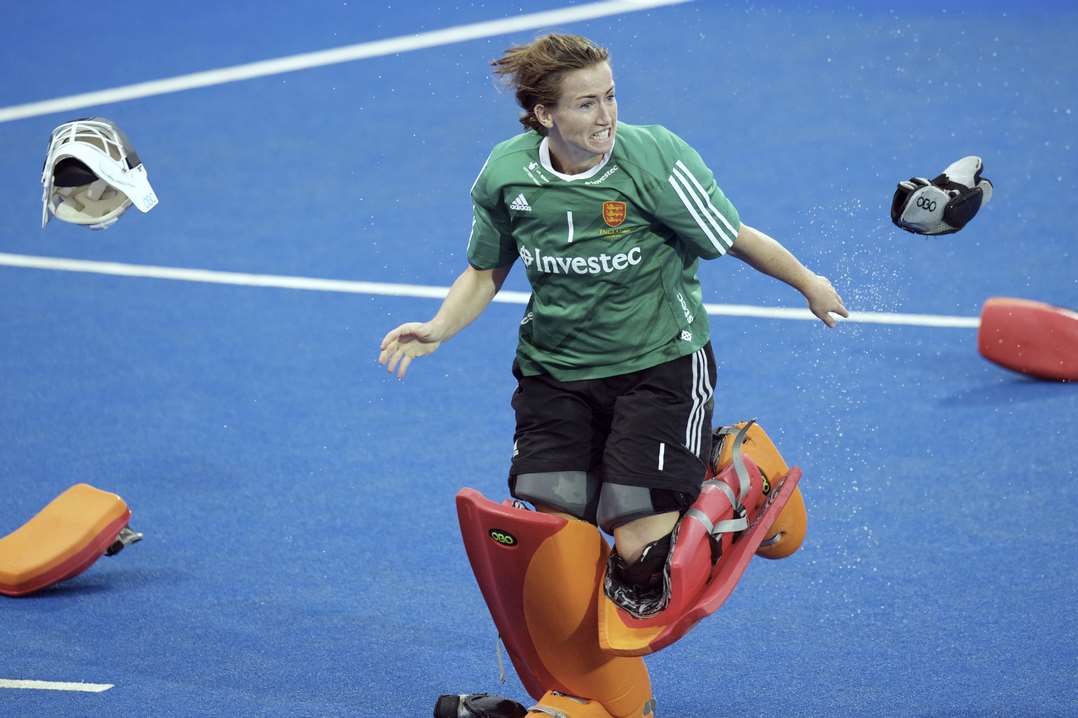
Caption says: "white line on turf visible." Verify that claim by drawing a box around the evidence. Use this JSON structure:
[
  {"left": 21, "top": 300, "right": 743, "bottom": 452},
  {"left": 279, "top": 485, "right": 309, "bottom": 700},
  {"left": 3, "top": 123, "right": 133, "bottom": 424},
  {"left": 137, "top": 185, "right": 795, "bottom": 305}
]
[
  {"left": 0, "top": 0, "right": 689, "bottom": 123},
  {"left": 0, "top": 679, "right": 113, "bottom": 693},
  {"left": 0, "top": 253, "right": 981, "bottom": 328}
]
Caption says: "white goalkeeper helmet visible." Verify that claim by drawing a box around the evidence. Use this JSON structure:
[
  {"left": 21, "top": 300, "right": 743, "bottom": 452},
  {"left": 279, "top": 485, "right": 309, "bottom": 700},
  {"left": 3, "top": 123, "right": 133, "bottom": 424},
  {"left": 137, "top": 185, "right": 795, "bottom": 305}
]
[{"left": 41, "top": 117, "right": 158, "bottom": 230}]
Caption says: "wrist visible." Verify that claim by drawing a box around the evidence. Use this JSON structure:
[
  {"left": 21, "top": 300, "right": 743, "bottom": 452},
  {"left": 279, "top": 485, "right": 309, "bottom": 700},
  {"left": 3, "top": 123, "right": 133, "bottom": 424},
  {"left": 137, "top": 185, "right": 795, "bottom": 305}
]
[
  {"left": 426, "top": 317, "right": 449, "bottom": 341},
  {"left": 789, "top": 266, "right": 817, "bottom": 295}
]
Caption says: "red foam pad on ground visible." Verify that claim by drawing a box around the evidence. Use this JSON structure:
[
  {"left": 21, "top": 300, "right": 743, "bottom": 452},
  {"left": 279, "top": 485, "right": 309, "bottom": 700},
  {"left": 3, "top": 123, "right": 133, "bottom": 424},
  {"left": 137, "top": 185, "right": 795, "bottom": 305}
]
[{"left": 978, "top": 297, "right": 1078, "bottom": 381}]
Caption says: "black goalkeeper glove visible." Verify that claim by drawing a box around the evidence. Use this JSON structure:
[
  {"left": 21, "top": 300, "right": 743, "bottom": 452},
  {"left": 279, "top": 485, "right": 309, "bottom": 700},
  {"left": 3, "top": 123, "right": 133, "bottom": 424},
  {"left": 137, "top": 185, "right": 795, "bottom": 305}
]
[{"left": 891, "top": 156, "right": 993, "bottom": 235}]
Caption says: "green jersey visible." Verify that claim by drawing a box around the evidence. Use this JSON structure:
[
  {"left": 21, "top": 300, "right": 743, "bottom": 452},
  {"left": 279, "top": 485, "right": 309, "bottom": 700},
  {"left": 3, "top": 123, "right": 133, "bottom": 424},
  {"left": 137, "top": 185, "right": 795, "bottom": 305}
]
[{"left": 467, "top": 122, "right": 740, "bottom": 381}]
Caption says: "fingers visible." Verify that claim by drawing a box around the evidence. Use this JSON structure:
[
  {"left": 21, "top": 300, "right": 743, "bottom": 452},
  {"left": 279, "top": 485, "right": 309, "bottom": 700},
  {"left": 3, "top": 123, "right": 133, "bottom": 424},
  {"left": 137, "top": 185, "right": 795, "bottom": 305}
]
[
  {"left": 379, "top": 323, "right": 437, "bottom": 379},
  {"left": 379, "top": 324, "right": 404, "bottom": 374},
  {"left": 825, "top": 295, "right": 850, "bottom": 326},
  {"left": 378, "top": 339, "right": 397, "bottom": 369},
  {"left": 379, "top": 324, "right": 413, "bottom": 375},
  {"left": 385, "top": 346, "right": 402, "bottom": 375},
  {"left": 384, "top": 340, "right": 413, "bottom": 376},
  {"left": 379, "top": 325, "right": 402, "bottom": 351},
  {"left": 815, "top": 300, "right": 848, "bottom": 328},
  {"left": 381, "top": 346, "right": 417, "bottom": 379},
  {"left": 811, "top": 275, "right": 849, "bottom": 328}
]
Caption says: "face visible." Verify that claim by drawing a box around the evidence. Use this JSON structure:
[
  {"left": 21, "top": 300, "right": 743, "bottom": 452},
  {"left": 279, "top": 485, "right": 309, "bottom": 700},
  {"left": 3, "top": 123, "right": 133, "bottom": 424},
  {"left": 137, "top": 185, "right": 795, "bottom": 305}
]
[{"left": 537, "top": 61, "right": 617, "bottom": 171}]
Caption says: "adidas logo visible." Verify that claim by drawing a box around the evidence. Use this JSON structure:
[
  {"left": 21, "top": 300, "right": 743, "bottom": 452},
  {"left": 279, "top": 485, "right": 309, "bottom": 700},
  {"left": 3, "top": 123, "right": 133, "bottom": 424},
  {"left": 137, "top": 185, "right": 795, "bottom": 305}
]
[{"left": 509, "top": 193, "right": 532, "bottom": 212}]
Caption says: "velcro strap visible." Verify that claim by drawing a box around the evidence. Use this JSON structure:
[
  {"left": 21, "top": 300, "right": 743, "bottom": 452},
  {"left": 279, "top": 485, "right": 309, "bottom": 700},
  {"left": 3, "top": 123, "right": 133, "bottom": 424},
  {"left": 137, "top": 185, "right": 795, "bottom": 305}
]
[
  {"left": 712, "top": 514, "right": 748, "bottom": 535},
  {"left": 692, "top": 478, "right": 748, "bottom": 536},
  {"left": 728, "top": 421, "right": 754, "bottom": 508}
]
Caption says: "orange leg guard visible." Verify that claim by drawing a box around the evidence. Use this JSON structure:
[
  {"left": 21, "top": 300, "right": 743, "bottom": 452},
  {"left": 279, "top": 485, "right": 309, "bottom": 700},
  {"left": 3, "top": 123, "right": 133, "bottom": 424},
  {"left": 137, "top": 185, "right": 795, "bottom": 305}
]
[
  {"left": 530, "top": 689, "right": 657, "bottom": 717},
  {"left": 523, "top": 517, "right": 652, "bottom": 717},
  {"left": 457, "top": 490, "right": 654, "bottom": 718},
  {"left": 0, "top": 484, "right": 137, "bottom": 597},
  {"left": 713, "top": 422, "right": 807, "bottom": 559}
]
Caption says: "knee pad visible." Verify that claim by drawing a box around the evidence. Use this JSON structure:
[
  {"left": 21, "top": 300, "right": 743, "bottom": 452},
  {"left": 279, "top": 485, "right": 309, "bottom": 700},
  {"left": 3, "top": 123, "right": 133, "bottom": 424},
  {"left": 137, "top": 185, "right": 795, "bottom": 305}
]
[
  {"left": 0, "top": 484, "right": 143, "bottom": 597},
  {"left": 596, "top": 482, "right": 695, "bottom": 536},
  {"left": 456, "top": 489, "right": 653, "bottom": 718},
  {"left": 512, "top": 471, "right": 599, "bottom": 523},
  {"left": 597, "top": 422, "right": 805, "bottom": 656},
  {"left": 595, "top": 483, "right": 654, "bottom": 535}
]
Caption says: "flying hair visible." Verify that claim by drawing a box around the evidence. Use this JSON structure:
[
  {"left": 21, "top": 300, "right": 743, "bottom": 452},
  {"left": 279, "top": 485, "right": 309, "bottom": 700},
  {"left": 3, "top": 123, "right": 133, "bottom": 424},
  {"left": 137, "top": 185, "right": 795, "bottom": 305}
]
[{"left": 491, "top": 34, "right": 610, "bottom": 135}]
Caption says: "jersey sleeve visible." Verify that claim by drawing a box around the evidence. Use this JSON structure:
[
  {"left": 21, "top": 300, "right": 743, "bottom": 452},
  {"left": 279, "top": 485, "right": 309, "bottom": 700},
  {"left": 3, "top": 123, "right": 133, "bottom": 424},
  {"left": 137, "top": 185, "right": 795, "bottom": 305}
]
[
  {"left": 466, "top": 158, "right": 518, "bottom": 270},
  {"left": 651, "top": 132, "right": 741, "bottom": 260}
]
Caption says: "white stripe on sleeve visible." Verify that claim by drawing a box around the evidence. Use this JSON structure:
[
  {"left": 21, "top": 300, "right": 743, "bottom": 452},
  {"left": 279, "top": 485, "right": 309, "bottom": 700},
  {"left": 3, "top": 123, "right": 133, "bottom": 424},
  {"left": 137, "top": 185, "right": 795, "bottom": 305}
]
[
  {"left": 667, "top": 174, "right": 726, "bottom": 255},
  {"left": 671, "top": 163, "right": 733, "bottom": 250},
  {"left": 466, "top": 215, "right": 477, "bottom": 253},
  {"left": 674, "top": 159, "right": 739, "bottom": 244}
]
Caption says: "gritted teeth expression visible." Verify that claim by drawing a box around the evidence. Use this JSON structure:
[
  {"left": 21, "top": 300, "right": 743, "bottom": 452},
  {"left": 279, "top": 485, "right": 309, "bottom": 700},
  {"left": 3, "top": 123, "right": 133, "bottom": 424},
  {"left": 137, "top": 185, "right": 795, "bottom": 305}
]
[{"left": 550, "top": 61, "right": 617, "bottom": 157}]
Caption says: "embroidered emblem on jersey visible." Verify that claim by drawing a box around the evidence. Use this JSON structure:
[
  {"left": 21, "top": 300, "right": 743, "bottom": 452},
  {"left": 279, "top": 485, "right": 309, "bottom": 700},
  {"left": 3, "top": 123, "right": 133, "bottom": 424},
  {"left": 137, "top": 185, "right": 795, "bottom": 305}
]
[
  {"left": 602, "top": 201, "right": 627, "bottom": 227},
  {"left": 523, "top": 161, "right": 550, "bottom": 186},
  {"left": 680, "top": 330, "right": 693, "bottom": 342},
  {"left": 510, "top": 193, "right": 532, "bottom": 212}
]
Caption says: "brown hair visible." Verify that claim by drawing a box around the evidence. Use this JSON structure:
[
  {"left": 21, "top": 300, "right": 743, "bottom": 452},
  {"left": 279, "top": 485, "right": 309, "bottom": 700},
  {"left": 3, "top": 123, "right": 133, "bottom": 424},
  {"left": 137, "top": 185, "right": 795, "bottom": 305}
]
[{"left": 491, "top": 34, "right": 610, "bottom": 135}]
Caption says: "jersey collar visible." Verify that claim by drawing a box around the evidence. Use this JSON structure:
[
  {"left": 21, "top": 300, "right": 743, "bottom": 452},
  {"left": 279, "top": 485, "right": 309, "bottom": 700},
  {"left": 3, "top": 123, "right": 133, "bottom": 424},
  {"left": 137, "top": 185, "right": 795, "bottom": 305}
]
[{"left": 538, "top": 135, "right": 615, "bottom": 182}]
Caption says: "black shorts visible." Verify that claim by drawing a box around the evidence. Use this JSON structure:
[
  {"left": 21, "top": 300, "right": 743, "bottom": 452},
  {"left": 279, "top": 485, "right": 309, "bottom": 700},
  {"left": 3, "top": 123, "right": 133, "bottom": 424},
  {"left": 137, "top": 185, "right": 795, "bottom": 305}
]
[{"left": 508, "top": 343, "right": 717, "bottom": 502}]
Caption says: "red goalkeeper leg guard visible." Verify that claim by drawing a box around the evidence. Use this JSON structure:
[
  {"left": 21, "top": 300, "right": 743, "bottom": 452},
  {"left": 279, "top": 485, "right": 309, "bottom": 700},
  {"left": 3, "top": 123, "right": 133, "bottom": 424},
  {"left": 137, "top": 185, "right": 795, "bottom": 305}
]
[{"left": 978, "top": 297, "right": 1078, "bottom": 381}]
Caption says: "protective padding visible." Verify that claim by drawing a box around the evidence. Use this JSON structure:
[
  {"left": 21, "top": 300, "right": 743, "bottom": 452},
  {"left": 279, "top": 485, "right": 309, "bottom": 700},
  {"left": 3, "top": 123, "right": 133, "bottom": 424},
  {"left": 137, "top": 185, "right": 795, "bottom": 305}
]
[
  {"left": 457, "top": 489, "right": 652, "bottom": 718},
  {"left": 978, "top": 297, "right": 1078, "bottom": 381},
  {"left": 531, "top": 690, "right": 653, "bottom": 718},
  {"left": 597, "top": 460, "right": 803, "bottom": 656},
  {"left": 712, "top": 421, "right": 807, "bottom": 559},
  {"left": 0, "top": 484, "right": 130, "bottom": 597}
]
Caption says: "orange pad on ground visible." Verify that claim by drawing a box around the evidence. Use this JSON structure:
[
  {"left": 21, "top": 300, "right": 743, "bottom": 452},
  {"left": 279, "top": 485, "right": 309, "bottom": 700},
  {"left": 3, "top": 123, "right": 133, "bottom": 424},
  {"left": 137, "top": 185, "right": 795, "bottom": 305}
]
[
  {"left": 978, "top": 297, "right": 1078, "bottom": 381},
  {"left": 0, "top": 483, "right": 131, "bottom": 597}
]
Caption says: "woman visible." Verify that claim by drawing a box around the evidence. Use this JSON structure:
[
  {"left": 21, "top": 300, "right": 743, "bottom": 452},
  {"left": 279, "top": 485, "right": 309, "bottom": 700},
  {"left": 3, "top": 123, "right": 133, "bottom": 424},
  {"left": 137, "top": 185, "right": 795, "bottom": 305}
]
[{"left": 380, "top": 33, "right": 846, "bottom": 718}]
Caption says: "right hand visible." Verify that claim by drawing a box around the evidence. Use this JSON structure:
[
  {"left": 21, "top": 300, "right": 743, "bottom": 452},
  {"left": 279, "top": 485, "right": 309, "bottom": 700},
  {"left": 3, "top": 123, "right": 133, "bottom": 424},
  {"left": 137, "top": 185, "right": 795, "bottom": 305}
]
[{"left": 379, "top": 322, "right": 444, "bottom": 379}]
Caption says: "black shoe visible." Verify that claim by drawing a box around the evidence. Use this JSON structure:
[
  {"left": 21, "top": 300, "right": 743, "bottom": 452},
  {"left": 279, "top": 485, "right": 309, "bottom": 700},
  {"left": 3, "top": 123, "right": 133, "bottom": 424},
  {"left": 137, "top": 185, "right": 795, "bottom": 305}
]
[
  {"left": 612, "top": 533, "right": 671, "bottom": 591},
  {"left": 434, "top": 693, "right": 528, "bottom": 718}
]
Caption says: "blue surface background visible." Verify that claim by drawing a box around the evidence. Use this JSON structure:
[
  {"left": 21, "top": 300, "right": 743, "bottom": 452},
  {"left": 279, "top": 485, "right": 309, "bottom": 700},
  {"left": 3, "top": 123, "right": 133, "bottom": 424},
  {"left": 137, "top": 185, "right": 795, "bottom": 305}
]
[{"left": 1, "top": 2, "right": 1076, "bottom": 716}]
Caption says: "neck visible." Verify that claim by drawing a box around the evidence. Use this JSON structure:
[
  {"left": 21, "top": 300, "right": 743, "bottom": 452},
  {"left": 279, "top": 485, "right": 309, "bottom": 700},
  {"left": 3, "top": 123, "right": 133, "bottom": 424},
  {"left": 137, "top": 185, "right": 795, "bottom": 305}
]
[{"left": 546, "top": 135, "right": 603, "bottom": 175}]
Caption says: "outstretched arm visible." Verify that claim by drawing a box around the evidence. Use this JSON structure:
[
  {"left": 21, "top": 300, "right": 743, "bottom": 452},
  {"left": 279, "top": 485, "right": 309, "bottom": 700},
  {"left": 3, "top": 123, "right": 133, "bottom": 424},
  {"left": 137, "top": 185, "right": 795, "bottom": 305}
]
[
  {"left": 727, "top": 223, "right": 849, "bottom": 327},
  {"left": 378, "top": 263, "right": 512, "bottom": 378}
]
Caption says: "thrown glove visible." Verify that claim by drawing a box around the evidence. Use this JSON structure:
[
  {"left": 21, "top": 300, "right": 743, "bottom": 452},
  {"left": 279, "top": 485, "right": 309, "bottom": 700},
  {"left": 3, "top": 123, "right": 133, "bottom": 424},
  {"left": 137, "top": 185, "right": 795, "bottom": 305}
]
[{"left": 891, "top": 156, "right": 993, "bottom": 235}]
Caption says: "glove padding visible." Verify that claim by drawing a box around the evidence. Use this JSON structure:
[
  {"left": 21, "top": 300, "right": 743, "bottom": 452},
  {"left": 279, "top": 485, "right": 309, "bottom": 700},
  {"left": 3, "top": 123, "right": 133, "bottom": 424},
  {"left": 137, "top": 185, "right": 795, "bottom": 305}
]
[{"left": 891, "top": 156, "right": 993, "bottom": 235}]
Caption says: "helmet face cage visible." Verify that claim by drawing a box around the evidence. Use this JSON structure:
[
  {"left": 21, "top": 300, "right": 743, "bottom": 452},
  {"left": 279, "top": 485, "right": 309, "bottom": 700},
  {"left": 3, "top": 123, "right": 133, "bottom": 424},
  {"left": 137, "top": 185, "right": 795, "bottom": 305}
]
[{"left": 41, "top": 117, "right": 157, "bottom": 230}]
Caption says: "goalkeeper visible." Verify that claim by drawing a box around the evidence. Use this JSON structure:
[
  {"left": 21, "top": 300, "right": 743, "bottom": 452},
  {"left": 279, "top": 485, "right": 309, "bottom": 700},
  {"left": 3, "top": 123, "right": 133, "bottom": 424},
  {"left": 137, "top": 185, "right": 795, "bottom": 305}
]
[{"left": 379, "top": 34, "right": 847, "bottom": 718}]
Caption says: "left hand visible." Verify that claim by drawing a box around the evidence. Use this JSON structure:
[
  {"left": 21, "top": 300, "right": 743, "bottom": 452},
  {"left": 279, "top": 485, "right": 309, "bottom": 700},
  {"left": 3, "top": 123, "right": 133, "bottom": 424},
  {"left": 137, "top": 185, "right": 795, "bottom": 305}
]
[{"left": 802, "top": 274, "right": 849, "bottom": 328}]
